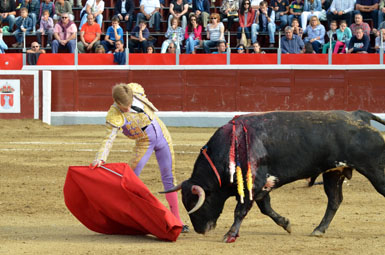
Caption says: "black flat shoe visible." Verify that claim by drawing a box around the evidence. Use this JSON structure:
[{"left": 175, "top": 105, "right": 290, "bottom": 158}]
[{"left": 182, "top": 225, "right": 189, "bottom": 233}]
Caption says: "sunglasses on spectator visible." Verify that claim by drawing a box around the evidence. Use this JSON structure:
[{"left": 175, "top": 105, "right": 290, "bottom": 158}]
[
  {"left": 168, "top": 46, "right": 174, "bottom": 49},
  {"left": 61, "top": 16, "right": 68, "bottom": 19},
  {"left": 210, "top": 17, "right": 217, "bottom": 20},
  {"left": 191, "top": 18, "right": 196, "bottom": 21},
  {"left": 32, "top": 46, "right": 39, "bottom": 48},
  {"left": 237, "top": 48, "right": 244, "bottom": 50}
]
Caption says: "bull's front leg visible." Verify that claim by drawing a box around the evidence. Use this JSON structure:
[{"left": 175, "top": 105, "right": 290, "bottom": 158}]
[{"left": 223, "top": 199, "right": 253, "bottom": 243}]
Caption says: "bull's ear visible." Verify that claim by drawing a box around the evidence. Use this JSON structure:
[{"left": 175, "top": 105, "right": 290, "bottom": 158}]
[{"left": 159, "top": 182, "right": 183, "bottom": 194}]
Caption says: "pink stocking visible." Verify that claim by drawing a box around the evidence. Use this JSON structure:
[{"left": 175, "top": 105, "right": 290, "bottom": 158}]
[{"left": 165, "top": 192, "right": 183, "bottom": 225}]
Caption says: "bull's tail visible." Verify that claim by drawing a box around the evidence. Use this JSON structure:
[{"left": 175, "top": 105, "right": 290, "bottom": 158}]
[{"left": 352, "top": 110, "right": 385, "bottom": 126}]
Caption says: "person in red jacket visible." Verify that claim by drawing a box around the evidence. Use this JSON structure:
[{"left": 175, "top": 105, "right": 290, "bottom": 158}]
[{"left": 237, "top": 0, "right": 256, "bottom": 47}]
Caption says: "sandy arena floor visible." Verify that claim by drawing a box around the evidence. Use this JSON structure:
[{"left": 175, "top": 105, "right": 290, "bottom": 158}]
[{"left": 1, "top": 119, "right": 385, "bottom": 255}]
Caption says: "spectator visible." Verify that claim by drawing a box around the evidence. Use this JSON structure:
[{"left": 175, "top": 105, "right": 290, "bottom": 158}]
[
  {"left": 251, "top": 1, "right": 276, "bottom": 48},
  {"left": 26, "top": 41, "right": 46, "bottom": 53},
  {"left": 12, "top": 8, "right": 33, "bottom": 48},
  {"left": 20, "top": 0, "right": 39, "bottom": 34},
  {"left": 379, "top": 0, "right": 385, "bottom": 29},
  {"left": 322, "top": 19, "right": 337, "bottom": 53},
  {"left": 36, "top": 10, "right": 54, "bottom": 47},
  {"left": 281, "top": 25, "right": 304, "bottom": 53},
  {"left": 167, "top": 41, "right": 176, "bottom": 53},
  {"left": 333, "top": 20, "right": 352, "bottom": 53},
  {"left": 270, "top": 0, "right": 289, "bottom": 31},
  {"left": 350, "top": 13, "right": 371, "bottom": 37},
  {"left": 114, "top": 0, "right": 135, "bottom": 32},
  {"left": 147, "top": 44, "right": 155, "bottom": 53},
  {"left": 113, "top": 40, "right": 126, "bottom": 65},
  {"left": 347, "top": 27, "right": 370, "bottom": 53},
  {"left": 327, "top": 0, "right": 355, "bottom": 26},
  {"left": 0, "top": 26, "right": 8, "bottom": 53},
  {"left": 136, "top": 0, "right": 161, "bottom": 32},
  {"left": 220, "top": 0, "right": 240, "bottom": 32},
  {"left": 168, "top": 0, "right": 189, "bottom": 32},
  {"left": 95, "top": 44, "right": 105, "bottom": 53},
  {"left": 77, "top": 14, "right": 101, "bottom": 53},
  {"left": 301, "top": 0, "right": 322, "bottom": 30},
  {"left": 53, "top": 0, "right": 74, "bottom": 23},
  {"left": 161, "top": 17, "right": 184, "bottom": 53},
  {"left": 101, "top": 16, "right": 124, "bottom": 53},
  {"left": 322, "top": 0, "right": 331, "bottom": 11},
  {"left": 375, "top": 28, "right": 385, "bottom": 52},
  {"left": 39, "top": 0, "right": 55, "bottom": 20},
  {"left": 291, "top": 17, "right": 303, "bottom": 38},
  {"left": 185, "top": 14, "right": 202, "bottom": 54},
  {"left": 288, "top": 0, "right": 303, "bottom": 26},
  {"left": 52, "top": 12, "right": 77, "bottom": 53},
  {"left": 303, "top": 15, "right": 325, "bottom": 52},
  {"left": 79, "top": 0, "right": 104, "bottom": 30},
  {"left": 355, "top": 0, "right": 379, "bottom": 29},
  {"left": 304, "top": 42, "right": 315, "bottom": 52},
  {"left": 191, "top": 0, "right": 210, "bottom": 28},
  {"left": 251, "top": 0, "right": 263, "bottom": 10},
  {"left": 238, "top": 0, "right": 255, "bottom": 47},
  {"left": 251, "top": 41, "right": 265, "bottom": 53},
  {"left": 129, "top": 19, "right": 149, "bottom": 53},
  {"left": 203, "top": 13, "right": 225, "bottom": 53},
  {"left": 0, "top": 0, "right": 16, "bottom": 32},
  {"left": 236, "top": 43, "right": 246, "bottom": 53},
  {"left": 212, "top": 40, "right": 227, "bottom": 53}
]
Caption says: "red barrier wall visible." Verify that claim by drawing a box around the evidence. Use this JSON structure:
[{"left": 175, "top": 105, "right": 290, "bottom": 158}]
[{"left": 50, "top": 69, "right": 385, "bottom": 113}]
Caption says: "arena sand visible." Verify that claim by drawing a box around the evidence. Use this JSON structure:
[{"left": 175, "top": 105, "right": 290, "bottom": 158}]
[{"left": 1, "top": 119, "right": 385, "bottom": 255}]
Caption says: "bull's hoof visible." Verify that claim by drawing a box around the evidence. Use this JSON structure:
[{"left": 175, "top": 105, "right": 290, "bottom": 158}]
[
  {"left": 285, "top": 222, "right": 292, "bottom": 234},
  {"left": 310, "top": 230, "right": 324, "bottom": 237},
  {"left": 222, "top": 233, "right": 239, "bottom": 243}
]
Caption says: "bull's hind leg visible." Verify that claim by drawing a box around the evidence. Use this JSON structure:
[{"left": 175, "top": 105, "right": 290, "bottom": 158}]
[
  {"left": 311, "top": 170, "right": 345, "bottom": 236},
  {"left": 256, "top": 193, "right": 291, "bottom": 233}
]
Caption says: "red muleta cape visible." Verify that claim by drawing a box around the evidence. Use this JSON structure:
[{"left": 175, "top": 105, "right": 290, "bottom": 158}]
[{"left": 63, "top": 163, "right": 182, "bottom": 241}]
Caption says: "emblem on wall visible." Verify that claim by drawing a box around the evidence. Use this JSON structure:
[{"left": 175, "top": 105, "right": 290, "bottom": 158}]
[{"left": 0, "top": 80, "right": 20, "bottom": 113}]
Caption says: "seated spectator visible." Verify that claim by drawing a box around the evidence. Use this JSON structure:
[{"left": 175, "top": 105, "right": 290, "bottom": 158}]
[
  {"left": 167, "top": 41, "right": 176, "bottom": 53},
  {"left": 95, "top": 44, "right": 105, "bottom": 53},
  {"left": 53, "top": 0, "right": 74, "bottom": 23},
  {"left": 281, "top": 26, "right": 304, "bottom": 53},
  {"left": 147, "top": 44, "right": 155, "bottom": 53},
  {"left": 250, "top": 0, "right": 263, "bottom": 10},
  {"left": 375, "top": 28, "right": 385, "bottom": 52},
  {"left": 52, "top": 12, "right": 77, "bottom": 53},
  {"left": 161, "top": 17, "right": 184, "bottom": 53},
  {"left": 185, "top": 14, "right": 202, "bottom": 54},
  {"left": 333, "top": 20, "right": 352, "bottom": 53},
  {"left": 77, "top": 14, "right": 101, "bottom": 53},
  {"left": 220, "top": 0, "right": 239, "bottom": 32},
  {"left": 212, "top": 41, "right": 227, "bottom": 53},
  {"left": 114, "top": 0, "right": 135, "bottom": 32},
  {"left": 251, "top": 1, "right": 276, "bottom": 48},
  {"left": 0, "top": 0, "right": 16, "bottom": 33},
  {"left": 190, "top": 0, "right": 210, "bottom": 28},
  {"left": 0, "top": 26, "right": 8, "bottom": 53},
  {"left": 288, "top": 0, "right": 303, "bottom": 26},
  {"left": 168, "top": 0, "right": 189, "bottom": 32},
  {"left": 101, "top": 16, "right": 123, "bottom": 53},
  {"left": 236, "top": 43, "right": 246, "bottom": 53},
  {"left": 20, "top": 0, "right": 39, "bottom": 33},
  {"left": 327, "top": 0, "right": 355, "bottom": 26},
  {"left": 26, "top": 41, "right": 46, "bottom": 53},
  {"left": 304, "top": 42, "right": 315, "bottom": 52},
  {"left": 347, "top": 27, "right": 370, "bottom": 53},
  {"left": 270, "top": 0, "right": 289, "bottom": 31},
  {"left": 238, "top": 0, "right": 255, "bottom": 47},
  {"left": 36, "top": 10, "right": 54, "bottom": 47},
  {"left": 379, "top": 0, "right": 385, "bottom": 29},
  {"left": 322, "top": 19, "right": 337, "bottom": 53},
  {"left": 350, "top": 13, "right": 371, "bottom": 37},
  {"left": 203, "top": 13, "right": 225, "bottom": 53},
  {"left": 12, "top": 8, "right": 33, "bottom": 48},
  {"left": 39, "top": 0, "right": 55, "bottom": 20},
  {"left": 136, "top": 0, "right": 161, "bottom": 32},
  {"left": 291, "top": 17, "right": 303, "bottom": 38},
  {"left": 113, "top": 40, "right": 126, "bottom": 65},
  {"left": 79, "top": 0, "right": 104, "bottom": 30},
  {"left": 355, "top": 0, "right": 379, "bottom": 29},
  {"left": 252, "top": 42, "right": 265, "bottom": 53},
  {"left": 129, "top": 19, "right": 149, "bottom": 53},
  {"left": 303, "top": 15, "right": 325, "bottom": 52},
  {"left": 301, "top": 0, "right": 322, "bottom": 30}
]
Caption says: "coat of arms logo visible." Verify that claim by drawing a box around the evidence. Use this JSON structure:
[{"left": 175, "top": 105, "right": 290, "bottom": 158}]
[{"left": 0, "top": 83, "right": 15, "bottom": 109}]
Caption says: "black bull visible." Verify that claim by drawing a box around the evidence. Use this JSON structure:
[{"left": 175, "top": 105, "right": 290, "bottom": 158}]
[{"left": 163, "top": 110, "right": 385, "bottom": 242}]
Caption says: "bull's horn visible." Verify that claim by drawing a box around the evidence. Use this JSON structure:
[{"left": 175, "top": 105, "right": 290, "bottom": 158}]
[
  {"left": 188, "top": 185, "right": 206, "bottom": 214},
  {"left": 159, "top": 182, "right": 183, "bottom": 194}
]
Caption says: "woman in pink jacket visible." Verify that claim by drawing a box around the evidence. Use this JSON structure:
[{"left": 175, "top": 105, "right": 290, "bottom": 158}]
[{"left": 184, "top": 14, "right": 202, "bottom": 54}]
